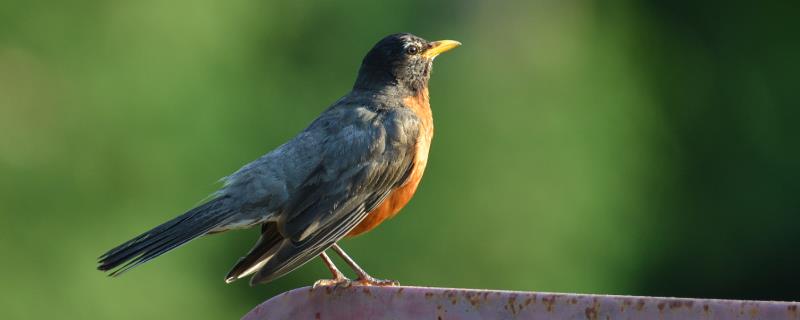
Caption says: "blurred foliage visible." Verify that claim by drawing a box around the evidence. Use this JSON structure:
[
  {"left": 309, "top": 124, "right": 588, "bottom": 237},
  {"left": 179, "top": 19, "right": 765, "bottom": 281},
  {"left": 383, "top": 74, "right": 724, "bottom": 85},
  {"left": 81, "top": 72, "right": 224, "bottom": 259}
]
[{"left": 1, "top": 0, "right": 798, "bottom": 318}]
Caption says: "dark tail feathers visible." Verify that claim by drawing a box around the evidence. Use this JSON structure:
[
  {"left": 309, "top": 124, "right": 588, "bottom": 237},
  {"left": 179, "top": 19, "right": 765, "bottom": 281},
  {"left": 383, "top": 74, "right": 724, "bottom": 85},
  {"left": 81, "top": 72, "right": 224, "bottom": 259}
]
[{"left": 98, "top": 196, "right": 233, "bottom": 276}]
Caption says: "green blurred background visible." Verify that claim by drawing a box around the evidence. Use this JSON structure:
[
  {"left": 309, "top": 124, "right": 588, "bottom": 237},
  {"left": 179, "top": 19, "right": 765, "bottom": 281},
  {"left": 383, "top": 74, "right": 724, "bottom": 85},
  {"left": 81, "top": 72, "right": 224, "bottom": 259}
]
[{"left": 1, "top": 0, "right": 798, "bottom": 318}]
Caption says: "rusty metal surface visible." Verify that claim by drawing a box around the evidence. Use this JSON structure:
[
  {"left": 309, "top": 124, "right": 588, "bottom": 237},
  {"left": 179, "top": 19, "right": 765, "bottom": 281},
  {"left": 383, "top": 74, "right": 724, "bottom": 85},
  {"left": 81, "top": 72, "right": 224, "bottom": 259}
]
[{"left": 242, "top": 286, "right": 800, "bottom": 320}]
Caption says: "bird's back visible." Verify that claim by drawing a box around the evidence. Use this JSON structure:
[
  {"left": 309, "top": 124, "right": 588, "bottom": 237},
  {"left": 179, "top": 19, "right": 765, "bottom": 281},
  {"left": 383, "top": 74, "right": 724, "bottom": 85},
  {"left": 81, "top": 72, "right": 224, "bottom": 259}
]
[{"left": 218, "top": 95, "right": 424, "bottom": 224}]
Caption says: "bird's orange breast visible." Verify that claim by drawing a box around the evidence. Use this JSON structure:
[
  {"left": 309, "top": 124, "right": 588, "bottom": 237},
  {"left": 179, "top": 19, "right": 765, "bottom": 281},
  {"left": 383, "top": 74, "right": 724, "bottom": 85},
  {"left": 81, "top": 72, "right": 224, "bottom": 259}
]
[{"left": 346, "top": 89, "right": 433, "bottom": 237}]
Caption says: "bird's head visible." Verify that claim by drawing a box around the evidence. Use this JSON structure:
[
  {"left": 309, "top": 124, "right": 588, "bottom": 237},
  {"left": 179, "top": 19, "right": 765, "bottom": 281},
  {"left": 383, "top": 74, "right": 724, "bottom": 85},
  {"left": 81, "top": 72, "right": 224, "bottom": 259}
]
[{"left": 354, "top": 33, "right": 460, "bottom": 95}]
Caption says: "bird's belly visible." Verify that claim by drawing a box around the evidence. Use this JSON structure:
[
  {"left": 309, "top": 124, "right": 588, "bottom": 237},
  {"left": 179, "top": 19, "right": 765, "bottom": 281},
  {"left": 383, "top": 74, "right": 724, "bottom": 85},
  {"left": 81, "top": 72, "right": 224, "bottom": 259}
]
[{"left": 346, "top": 160, "right": 427, "bottom": 237}]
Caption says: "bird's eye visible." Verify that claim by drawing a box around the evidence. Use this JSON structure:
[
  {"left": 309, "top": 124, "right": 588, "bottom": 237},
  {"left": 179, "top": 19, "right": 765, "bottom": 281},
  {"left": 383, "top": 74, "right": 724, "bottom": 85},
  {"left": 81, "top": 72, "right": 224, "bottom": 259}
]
[{"left": 405, "top": 45, "right": 420, "bottom": 55}]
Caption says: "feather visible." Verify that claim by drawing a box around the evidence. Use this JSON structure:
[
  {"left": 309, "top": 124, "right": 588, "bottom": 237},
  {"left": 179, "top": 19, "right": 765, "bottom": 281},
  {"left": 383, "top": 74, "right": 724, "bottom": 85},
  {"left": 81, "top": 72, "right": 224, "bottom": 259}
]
[{"left": 97, "top": 196, "right": 233, "bottom": 276}]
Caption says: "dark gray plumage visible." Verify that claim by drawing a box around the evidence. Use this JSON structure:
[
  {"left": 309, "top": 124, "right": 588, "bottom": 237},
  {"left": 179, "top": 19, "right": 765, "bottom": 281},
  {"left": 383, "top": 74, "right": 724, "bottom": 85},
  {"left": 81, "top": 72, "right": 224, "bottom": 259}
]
[
  {"left": 98, "top": 97, "right": 419, "bottom": 284},
  {"left": 97, "top": 33, "right": 460, "bottom": 286},
  {"left": 221, "top": 102, "right": 420, "bottom": 284}
]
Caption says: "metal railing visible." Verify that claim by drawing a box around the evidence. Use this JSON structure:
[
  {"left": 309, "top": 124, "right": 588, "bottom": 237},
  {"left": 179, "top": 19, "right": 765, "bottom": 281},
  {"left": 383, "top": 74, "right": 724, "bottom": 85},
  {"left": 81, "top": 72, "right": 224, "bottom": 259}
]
[{"left": 242, "top": 286, "right": 799, "bottom": 319}]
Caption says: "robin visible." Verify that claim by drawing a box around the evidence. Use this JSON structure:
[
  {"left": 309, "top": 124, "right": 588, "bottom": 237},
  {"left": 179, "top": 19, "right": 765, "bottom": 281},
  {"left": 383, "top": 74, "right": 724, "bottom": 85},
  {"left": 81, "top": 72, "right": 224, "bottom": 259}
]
[{"left": 97, "top": 33, "right": 460, "bottom": 286}]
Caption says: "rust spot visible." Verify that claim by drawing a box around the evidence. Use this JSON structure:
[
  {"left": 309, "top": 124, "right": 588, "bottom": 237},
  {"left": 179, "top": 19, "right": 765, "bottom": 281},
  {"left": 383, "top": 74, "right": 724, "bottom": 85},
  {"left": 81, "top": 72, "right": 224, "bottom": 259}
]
[
  {"left": 635, "top": 299, "right": 646, "bottom": 311},
  {"left": 467, "top": 293, "right": 482, "bottom": 307},
  {"left": 570, "top": 298, "right": 578, "bottom": 305},
  {"left": 362, "top": 287, "right": 371, "bottom": 295},
  {"left": 669, "top": 301, "right": 683, "bottom": 309},
  {"left": 542, "top": 295, "right": 556, "bottom": 312},
  {"left": 397, "top": 288, "right": 404, "bottom": 295},
  {"left": 585, "top": 306, "right": 598, "bottom": 320},
  {"left": 437, "top": 317, "right": 442, "bottom": 320},
  {"left": 324, "top": 286, "right": 332, "bottom": 295},
  {"left": 703, "top": 304, "right": 709, "bottom": 313},
  {"left": 789, "top": 305, "right": 798, "bottom": 312},
  {"left": 525, "top": 297, "right": 534, "bottom": 306},
  {"left": 425, "top": 292, "right": 434, "bottom": 299},
  {"left": 315, "top": 312, "right": 321, "bottom": 319},
  {"left": 620, "top": 299, "right": 633, "bottom": 312},
  {"left": 657, "top": 302, "right": 665, "bottom": 312},
  {"left": 622, "top": 299, "right": 632, "bottom": 306},
  {"left": 508, "top": 296, "right": 518, "bottom": 315},
  {"left": 749, "top": 306, "right": 759, "bottom": 318}
]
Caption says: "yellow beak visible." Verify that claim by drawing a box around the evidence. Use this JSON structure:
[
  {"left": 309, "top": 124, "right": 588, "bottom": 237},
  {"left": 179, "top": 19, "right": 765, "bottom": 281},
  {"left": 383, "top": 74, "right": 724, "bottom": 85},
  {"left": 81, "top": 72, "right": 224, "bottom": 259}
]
[{"left": 422, "top": 40, "right": 462, "bottom": 59}]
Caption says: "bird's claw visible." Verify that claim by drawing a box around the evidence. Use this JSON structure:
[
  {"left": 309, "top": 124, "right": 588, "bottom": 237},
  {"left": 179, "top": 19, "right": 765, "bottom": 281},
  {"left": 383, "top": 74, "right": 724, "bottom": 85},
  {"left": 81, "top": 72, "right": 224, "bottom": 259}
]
[
  {"left": 354, "top": 276, "right": 400, "bottom": 287},
  {"left": 312, "top": 277, "right": 352, "bottom": 289}
]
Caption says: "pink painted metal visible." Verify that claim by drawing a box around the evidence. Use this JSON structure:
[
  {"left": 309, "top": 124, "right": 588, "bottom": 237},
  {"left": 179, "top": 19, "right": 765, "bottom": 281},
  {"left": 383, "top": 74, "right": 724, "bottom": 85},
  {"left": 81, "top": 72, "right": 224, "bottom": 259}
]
[{"left": 242, "top": 286, "right": 800, "bottom": 319}]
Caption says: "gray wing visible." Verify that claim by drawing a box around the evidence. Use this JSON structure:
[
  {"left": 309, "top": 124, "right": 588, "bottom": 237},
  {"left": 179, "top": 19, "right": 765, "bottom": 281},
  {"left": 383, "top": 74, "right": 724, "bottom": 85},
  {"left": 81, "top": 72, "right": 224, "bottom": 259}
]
[{"left": 223, "top": 105, "right": 420, "bottom": 285}]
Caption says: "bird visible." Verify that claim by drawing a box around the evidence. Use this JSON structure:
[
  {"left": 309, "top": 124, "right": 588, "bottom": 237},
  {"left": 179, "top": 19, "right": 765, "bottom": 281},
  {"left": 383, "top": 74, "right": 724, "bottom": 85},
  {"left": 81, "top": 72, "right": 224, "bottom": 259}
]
[{"left": 97, "top": 33, "right": 460, "bottom": 287}]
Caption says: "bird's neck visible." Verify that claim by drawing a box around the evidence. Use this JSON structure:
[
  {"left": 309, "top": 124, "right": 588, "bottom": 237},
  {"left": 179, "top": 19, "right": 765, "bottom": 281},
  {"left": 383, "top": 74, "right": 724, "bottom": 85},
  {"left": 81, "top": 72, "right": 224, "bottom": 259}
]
[
  {"left": 353, "top": 70, "right": 430, "bottom": 99},
  {"left": 402, "top": 86, "right": 433, "bottom": 136},
  {"left": 404, "top": 86, "right": 430, "bottom": 111}
]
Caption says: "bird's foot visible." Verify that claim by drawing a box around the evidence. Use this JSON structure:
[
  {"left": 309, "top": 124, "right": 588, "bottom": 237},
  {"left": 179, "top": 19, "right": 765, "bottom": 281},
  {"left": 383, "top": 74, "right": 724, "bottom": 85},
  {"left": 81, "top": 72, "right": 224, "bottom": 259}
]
[
  {"left": 323, "top": 244, "right": 399, "bottom": 287},
  {"left": 313, "top": 278, "right": 352, "bottom": 288},
  {"left": 312, "top": 275, "right": 352, "bottom": 289},
  {"left": 353, "top": 275, "right": 400, "bottom": 287},
  {"left": 313, "top": 276, "right": 399, "bottom": 288}
]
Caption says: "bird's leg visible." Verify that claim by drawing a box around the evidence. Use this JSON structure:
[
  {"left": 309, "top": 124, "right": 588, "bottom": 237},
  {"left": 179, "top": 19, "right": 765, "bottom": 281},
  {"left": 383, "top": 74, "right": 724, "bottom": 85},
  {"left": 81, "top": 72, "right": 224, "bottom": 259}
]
[
  {"left": 312, "top": 251, "right": 351, "bottom": 288},
  {"left": 330, "top": 243, "right": 399, "bottom": 286}
]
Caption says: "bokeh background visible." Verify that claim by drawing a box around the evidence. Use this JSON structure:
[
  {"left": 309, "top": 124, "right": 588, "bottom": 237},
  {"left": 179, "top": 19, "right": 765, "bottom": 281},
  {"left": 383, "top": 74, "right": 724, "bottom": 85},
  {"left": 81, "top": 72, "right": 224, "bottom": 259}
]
[{"left": 1, "top": 0, "right": 798, "bottom": 318}]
